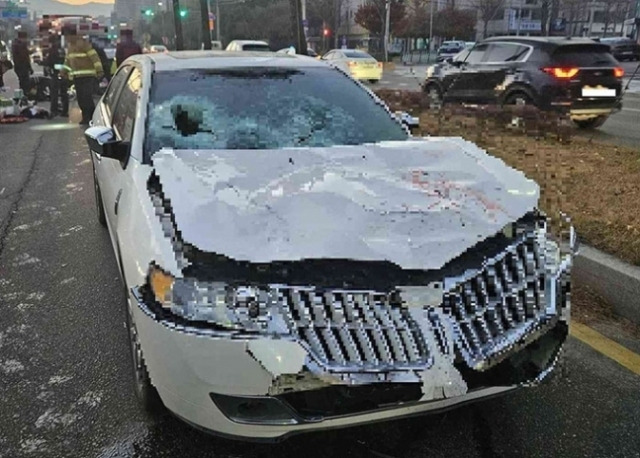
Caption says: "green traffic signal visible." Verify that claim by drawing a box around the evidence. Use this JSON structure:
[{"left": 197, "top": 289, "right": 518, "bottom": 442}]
[
  {"left": 179, "top": 9, "right": 188, "bottom": 18},
  {"left": 144, "top": 9, "right": 154, "bottom": 16}
]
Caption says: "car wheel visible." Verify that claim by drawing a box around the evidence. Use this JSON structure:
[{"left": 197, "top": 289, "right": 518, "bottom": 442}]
[
  {"left": 124, "top": 289, "right": 163, "bottom": 414},
  {"left": 573, "top": 115, "right": 609, "bottom": 129},
  {"left": 504, "top": 92, "right": 533, "bottom": 127},
  {"left": 93, "top": 168, "right": 107, "bottom": 227},
  {"left": 424, "top": 84, "right": 443, "bottom": 109},
  {"left": 369, "top": 79, "right": 378, "bottom": 84}
]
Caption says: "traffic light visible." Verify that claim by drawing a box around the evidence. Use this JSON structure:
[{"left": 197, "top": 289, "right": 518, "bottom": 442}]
[
  {"left": 179, "top": 9, "right": 188, "bottom": 18},
  {"left": 143, "top": 9, "right": 154, "bottom": 16},
  {"left": 323, "top": 28, "right": 330, "bottom": 37}
]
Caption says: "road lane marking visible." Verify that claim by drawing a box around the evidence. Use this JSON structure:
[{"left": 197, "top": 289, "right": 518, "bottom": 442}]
[
  {"left": 622, "top": 107, "right": 640, "bottom": 113},
  {"left": 570, "top": 322, "right": 640, "bottom": 375}
]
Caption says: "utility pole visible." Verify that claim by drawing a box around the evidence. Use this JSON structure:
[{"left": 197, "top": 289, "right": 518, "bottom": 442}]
[
  {"left": 215, "top": 0, "right": 221, "bottom": 41},
  {"left": 384, "top": 0, "right": 390, "bottom": 62},
  {"left": 200, "top": 0, "right": 211, "bottom": 49},
  {"left": 290, "top": 0, "right": 307, "bottom": 55},
  {"left": 172, "top": 0, "right": 184, "bottom": 50},
  {"left": 429, "top": 0, "right": 434, "bottom": 61}
]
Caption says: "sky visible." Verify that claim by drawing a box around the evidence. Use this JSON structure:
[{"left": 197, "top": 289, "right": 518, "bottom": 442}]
[{"left": 57, "top": 0, "right": 114, "bottom": 4}]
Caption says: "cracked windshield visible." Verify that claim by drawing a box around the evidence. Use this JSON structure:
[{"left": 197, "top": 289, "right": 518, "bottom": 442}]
[{"left": 1, "top": 0, "right": 639, "bottom": 457}]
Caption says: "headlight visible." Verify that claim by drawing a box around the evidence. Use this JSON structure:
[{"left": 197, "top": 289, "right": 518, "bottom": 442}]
[
  {"left": 425, "top": 66, "right": 435, "bottom": 78},
  {"left": 147, "top": 264, "right": 272, "bottom": 332}
]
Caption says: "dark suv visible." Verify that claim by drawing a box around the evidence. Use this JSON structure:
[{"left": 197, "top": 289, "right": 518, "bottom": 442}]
[
  {"left": 598, "top": 37, "right": 640, "bottom": 61},
  {"left": 423, "top": 37, "right": 625, "bottom": 129}
]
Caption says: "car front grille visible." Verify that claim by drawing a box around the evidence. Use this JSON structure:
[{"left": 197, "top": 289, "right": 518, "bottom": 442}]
[
  {"left": 442, "top": 234, "right": 549, "bottom": 367},
  {"left": 273, "top": 287, "right": 432, "bottom": 371}
]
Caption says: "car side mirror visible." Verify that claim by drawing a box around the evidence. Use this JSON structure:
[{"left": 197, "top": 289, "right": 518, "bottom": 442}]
[
  {"left": 395, "top": 111, "right": 420, "bottom": 134},
  {"left": 85, "top": 126, "right": 129, "bottom": 161}
]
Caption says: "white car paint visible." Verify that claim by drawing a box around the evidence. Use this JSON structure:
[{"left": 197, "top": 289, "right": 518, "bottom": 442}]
[
  {"left": 86, "top": 51, "right": 572, "bottom": 440},
  {"left": 225, "top": 40, "right": 271, "bottom": 52}
]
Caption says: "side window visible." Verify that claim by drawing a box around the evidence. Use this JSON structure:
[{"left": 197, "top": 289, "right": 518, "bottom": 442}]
[
  {"left": 103, "top": 66, "right": 131, "bottom": 115},
  {"left": 465, "top": 44, "right": 488, "bottom": 64},
  {"left": 323, "top": 51, "right": 334, "bottom": 60},
  {"left": 111, "top": 67, "right": 142, "bottom": 144},
  {"left": 484, "top": 43, "right": 530, "bottom": 62},
  {"left": 454, "top": 48, "right": 471, "bottom": 62}
]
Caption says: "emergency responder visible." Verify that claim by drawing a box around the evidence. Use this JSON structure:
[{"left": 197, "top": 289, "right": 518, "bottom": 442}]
[
  {"left": 44, "top": 33, "right": 69, "bottom": 117},
  {"left": 61, "top": 26, "right": 103, "bottom": 126},
  {"left": 115, "top": 29, "right": 142, "bottom": 67},
  {"left": 11, "top": 31, "right": 32, "bottom": 94}
]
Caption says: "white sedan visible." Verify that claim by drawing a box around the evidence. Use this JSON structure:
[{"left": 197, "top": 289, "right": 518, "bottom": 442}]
[{"left": 84, "top": 50, "right": 573, "bottom": 441}]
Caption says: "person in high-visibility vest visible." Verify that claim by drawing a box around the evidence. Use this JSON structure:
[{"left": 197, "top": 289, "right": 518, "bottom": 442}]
[{"left": 60, "top": 26, "right": 104, "bottom": 125}]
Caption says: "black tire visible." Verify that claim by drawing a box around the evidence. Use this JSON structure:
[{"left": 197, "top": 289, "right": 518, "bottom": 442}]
[
  {"left": 124, "top": 288, "right": 164, "bottom": 414},
  {"left": 368, "top": 79, "right": 379, "bottom": 84},
  {"left": 504, "top": 92, "right": 533, "bottom": 127},
  {"left": 93, "top": 168, "right": 107, "bottom": 227},
  {"left": 424, "top": 84, "right": 443, "bottom": 109},
  {"left": 573, "top": 115, "right": 609, "bottom": 129}
]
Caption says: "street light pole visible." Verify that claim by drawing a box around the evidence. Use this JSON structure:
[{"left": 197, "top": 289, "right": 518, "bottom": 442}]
[
  {"left": 429, "top": 0, "right": 434, "bottom": 61},
  {"left": 200, "top": 0, "right": 211, "bottom": 49},
  {"left": 384, "top": 0, "right": 390, "bottom": 62},
  {"left": 215, "top": 0, "right": 220, "bottom": 42},
  {"left": 172, "top": 0, "right": 184, "bottom": 50}
]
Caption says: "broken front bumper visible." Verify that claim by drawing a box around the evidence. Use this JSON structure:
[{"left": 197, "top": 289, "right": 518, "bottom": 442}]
[{"left": 128, "top": 236, "right": 571, "bottom": 440}]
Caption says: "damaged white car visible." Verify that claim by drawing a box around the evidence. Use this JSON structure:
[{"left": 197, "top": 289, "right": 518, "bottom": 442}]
[{"left": 84, "top": 51, "right": 576, "bottom": 441}]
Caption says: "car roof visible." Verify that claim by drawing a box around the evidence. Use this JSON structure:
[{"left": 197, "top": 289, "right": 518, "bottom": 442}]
[
  {"left": 131, "top": 50, "right": 329, "bottom": 72},
  {"left": 228, "top": 40, "right": 269, "bottom": 45},
  {"left": 481, "top": 36, "right": 606, "bottom": 49}
]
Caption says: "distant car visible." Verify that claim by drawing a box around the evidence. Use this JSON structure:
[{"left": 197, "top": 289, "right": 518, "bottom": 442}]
[
  {"left": 149, "top": 45, "right": 168, "bottom": 54},
  {"left": 465, "top": 42, "right": 475, "bottom": 49},
  {"left": 436, "top": 44, "right": 465, "bottom": 63},
  {"left": 225, "top": 40, "right": 271, "bottom": 52},
  {"left": 277, "top": 47, "right": 318, "bottom": 57},
  {"left": 423, "top": 37, "right": 625, "bottom": 129},
  {"left": 320, "top": 49, "right": 383, "bottom": 83},
  {"left": 211, "top": 40, "right": 223, "bottom": 50},
  {"left": 104, "top": 47, "right": 116, "bottom": 60},
  {"left": 599, "top": 37, "right": 640, "bottom": 61}
]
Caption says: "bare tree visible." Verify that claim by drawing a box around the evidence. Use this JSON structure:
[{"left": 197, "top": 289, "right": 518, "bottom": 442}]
[{"left": 469, "top": 0, "right": 506, "bottom": 39}]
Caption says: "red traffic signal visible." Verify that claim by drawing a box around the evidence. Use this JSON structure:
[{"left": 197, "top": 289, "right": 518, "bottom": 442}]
[{"left": 323, "top": 28, "right": 330, "bottom": 37}]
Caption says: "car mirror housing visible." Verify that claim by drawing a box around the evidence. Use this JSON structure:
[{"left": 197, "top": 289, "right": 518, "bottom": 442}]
[{"left": 84, "top": 126, "right": 129, "bottom": 162}]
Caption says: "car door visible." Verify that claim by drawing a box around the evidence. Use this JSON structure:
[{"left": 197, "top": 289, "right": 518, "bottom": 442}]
[
  {"left": 442, "top": 44, "right": 488, "bottom": 102},
  {"left": 93, "top": 65, "right": 132, "bottom": 231},
  {"left": 471, "top": 42, "right": 531, "bottom": 103},
  {"left": 99, "top": 65, "right": 142, "bottom": 232}
]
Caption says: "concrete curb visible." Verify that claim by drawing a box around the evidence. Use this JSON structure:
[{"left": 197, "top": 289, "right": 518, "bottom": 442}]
[{"left": 573, "top": 245, "right": 640, "bottom": 326}]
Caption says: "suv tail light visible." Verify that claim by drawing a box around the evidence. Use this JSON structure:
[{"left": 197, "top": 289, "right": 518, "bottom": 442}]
[
  {"left": 347, "top": 61, "right": 357, "bottom": 67},
  {"left": 613, "top": 67, "right": 624, "bottom": 78},
  {"left": 377, "top": 62, "right": 383, "bottom": 68},
  {"left": 542, "top": 67, "right": 580, "bottom": 79}
]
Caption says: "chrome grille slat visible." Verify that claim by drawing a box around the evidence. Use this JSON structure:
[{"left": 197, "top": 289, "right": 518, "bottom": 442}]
[
  {"left": 277, "top": 287, "right": 430, "bottom": 370},
  {"left": 444, "top": 235, "right": 547, "bottom": 364}
]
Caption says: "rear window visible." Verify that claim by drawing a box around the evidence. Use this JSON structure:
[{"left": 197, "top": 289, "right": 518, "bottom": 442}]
[
  {"left": 551, "top": 45, "right": 617, "bottom": 66},
  {"left": 242, "top": 44, "right": 270, "bottom": 52},
  {"left": 145, "top": 67, "right": 407, "bottom": 156},
  {"left": 342, "top": 50, "right": 371, "bottom": 59}
]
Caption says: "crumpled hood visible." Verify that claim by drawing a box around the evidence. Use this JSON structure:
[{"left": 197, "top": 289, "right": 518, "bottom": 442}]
[{"left": 151, "top": 138, "right": 539, "bottom": 271}]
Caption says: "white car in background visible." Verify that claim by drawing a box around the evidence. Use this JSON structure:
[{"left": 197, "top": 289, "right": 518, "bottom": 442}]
[
  {"left": 225, "top": 40, "right": 270, "bottom": 52},
  {"left": 320, "top": 49, "right": 383, "bottom": 83},
  {"left": 83, "top": 50, "right": 573, "bottom": 441}
]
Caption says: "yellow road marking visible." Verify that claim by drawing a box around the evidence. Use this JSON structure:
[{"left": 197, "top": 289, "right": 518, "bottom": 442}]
[{"left": 570, "top": 322, "right": 640, "bottom": 376}]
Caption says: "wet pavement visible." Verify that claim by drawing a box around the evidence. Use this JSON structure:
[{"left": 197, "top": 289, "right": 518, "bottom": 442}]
[{"left": 1, "top": 118, "right": 639, "bottom": 458}]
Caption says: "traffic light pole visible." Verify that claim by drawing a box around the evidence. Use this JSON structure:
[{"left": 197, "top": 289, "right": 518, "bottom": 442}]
[
  {"left": 200, "top": 0, "right": 212, "bottom": 49},
  {"left": 289, "top": 0, "right": 307, "bottom": 55},
  {"left": 172, "top": 0, "right": 185, "bottom": 50}
]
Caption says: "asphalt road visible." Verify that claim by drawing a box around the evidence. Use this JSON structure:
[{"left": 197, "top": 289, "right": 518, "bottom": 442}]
[
  {"left": 371, "top": 60, "right": 640, "bottom": 150},
  {"left": 1, "top": 117, "right": 640, "bottom": 458}
]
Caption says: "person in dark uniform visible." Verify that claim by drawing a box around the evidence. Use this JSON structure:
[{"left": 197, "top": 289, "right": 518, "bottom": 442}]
[
  {"left": 11, "top": 31, "right": 32, "bottom": 93},
  {"left": 44, "top": 33, "right": 68, "bottom": 117},
  {"left": 115, "top": 29, "right": 142, "bottom": 66}
]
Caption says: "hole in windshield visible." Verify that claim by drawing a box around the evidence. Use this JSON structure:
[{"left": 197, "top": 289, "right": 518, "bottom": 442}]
[{"left": 145, "top": 67, "right": 407, "bottom": 159}]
